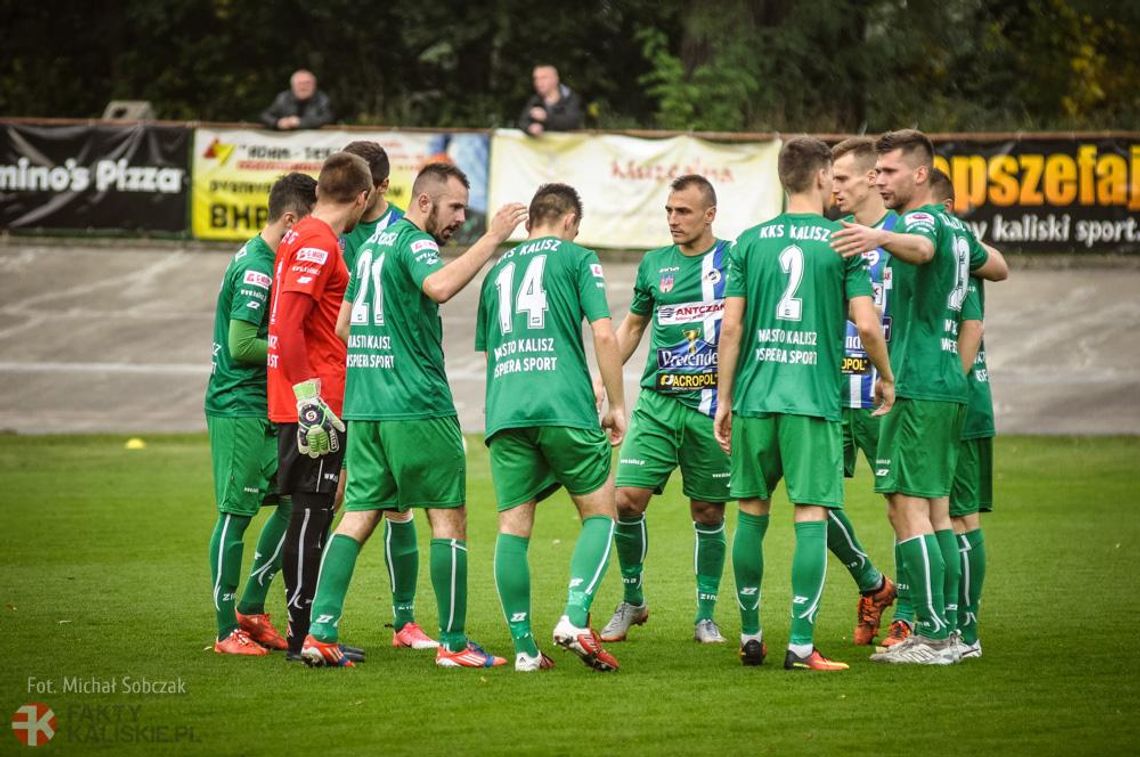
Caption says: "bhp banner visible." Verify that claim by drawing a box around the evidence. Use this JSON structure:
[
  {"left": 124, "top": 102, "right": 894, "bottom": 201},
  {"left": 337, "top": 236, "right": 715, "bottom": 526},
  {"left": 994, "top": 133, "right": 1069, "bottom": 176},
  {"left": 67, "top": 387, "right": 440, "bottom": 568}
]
[
  {"left": 489, "top": 130, "right": 783, "bottom": 249},
  {"left": 935, "top": 136, "right": 1140, "bottom": 252},
  {"left": 191, "top": 129, "right": 489, "bottom": 243},
  {"left": 0, "top": 122, "right": 190, "bottom": 232}
]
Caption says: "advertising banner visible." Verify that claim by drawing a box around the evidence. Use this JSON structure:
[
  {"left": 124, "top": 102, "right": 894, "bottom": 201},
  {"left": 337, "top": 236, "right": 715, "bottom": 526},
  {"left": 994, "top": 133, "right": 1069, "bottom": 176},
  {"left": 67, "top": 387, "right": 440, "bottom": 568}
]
[
  {"left": 488, "top": 130, "right": 783, "bottom": 249},
  {"left": 935, "top": 136, "right": 1140, "bottom": 252},
  {"left": 191, "top": 129, "right": 489, "bottom": 243},
  {"left": 0, "top": 122, "right": 190, "bottom": 232}
]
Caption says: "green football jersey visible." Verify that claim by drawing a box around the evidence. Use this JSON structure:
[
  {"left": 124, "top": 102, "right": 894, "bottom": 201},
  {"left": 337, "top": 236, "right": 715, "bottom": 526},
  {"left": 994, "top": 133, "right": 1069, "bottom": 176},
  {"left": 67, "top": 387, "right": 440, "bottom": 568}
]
[
  {"left": 204, "top": 235, "right": 274, "bottom": 417},
  {"left": 342, "top": 217, "right": 455, "bottom": 420},
  {"left": 960, "top": 278, "right": 995, "bottom": 440},
  {"left": 886, "top": 205, "right": 989, "bottom": 404},
  {"left": 629, "top": 239, "right": 730, "bottom": 417},
  {"left": 475, "top": 235, "right": 611, "bottom": 441},
  {"left": 725, "top": 213, "right": 872, "bottom": 421},
  {"left": 342, "top": 203, "right": 405, "bottom": 284}
]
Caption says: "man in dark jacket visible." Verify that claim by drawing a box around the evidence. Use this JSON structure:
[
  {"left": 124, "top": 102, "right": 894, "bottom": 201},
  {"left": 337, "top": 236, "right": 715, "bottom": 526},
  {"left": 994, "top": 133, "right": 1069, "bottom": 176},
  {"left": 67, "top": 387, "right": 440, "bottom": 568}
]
[
  {"left": 260, "top": 70, "right": 335, "bottom": 130},
  {"left": 517, "top": 65, "right": 583, "bottom": 136}
]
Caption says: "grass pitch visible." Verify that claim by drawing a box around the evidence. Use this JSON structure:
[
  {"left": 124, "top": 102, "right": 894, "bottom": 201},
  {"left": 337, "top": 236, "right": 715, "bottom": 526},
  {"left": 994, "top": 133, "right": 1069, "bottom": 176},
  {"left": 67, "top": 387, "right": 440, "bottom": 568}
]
[{"left": 2, "top": 434, "right": 1138, "bottom": 755}]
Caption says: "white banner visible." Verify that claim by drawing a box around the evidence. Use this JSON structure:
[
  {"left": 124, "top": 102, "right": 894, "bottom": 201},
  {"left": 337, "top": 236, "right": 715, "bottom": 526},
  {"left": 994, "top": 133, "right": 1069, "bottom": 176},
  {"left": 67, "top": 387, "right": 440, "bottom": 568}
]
[
  {"left": 488, "top": 129, "right": 783, "bottom": 249},
  {"left": 192, "top": 128, "right": 489, "bottom": 241}
]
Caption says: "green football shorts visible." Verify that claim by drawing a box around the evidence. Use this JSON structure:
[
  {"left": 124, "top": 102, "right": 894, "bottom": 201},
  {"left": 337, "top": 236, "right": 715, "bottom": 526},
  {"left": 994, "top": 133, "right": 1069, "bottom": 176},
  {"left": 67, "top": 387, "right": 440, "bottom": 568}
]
[
  {"left": 729, "top": 413, "right": 844, "bottom": 508},
  {"left": 615, "top": 390, "right": 732, "bottom": 502},
  {"left": 874, "top": 398, "right": 966, "bottom": 498},
  {"left": 343, "top": 416, "right": 465, "bottom": 512},
  {"left": 489, "top": 425, "right": 611, "bottom": 511},
  {"left": 207, "top": 415, "right": 278, "bottom": 516},
  {"left": 950, "top": 436, "right": 994, "bottom": 516},
  {"left": 842, "top": 407, "right": 880, "bottom": 478}
]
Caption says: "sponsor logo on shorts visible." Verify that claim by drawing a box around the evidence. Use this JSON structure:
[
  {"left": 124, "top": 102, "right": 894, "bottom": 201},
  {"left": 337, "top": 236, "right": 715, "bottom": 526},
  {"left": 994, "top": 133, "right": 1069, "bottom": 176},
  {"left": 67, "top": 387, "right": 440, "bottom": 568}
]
[
  {"left": 620, "top": 458, "right": 646, "bottom": 466},
  {"left": 243, "top": 270, "right": 272, "bottom": 289},
  {"left": 296, "top": 247, "right": 329, "bottom": 265},
  {"left": 656, "top": 300, "right": 725, "bottom": 326}
]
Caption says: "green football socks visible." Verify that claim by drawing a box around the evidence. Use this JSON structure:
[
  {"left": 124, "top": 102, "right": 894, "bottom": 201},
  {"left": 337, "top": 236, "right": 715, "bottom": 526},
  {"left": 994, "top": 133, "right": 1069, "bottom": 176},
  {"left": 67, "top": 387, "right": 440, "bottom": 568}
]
[
  {"left": 614, "top": 515, "right": 647, "bottom": 606},
  {"left": 236, "top": 497, "right": 291, "bottom": 615},
  {"left": 899, "top": 534, "right": 949, "bottom": 640},
  {"left": 384, "top": 516, "right": 419, "bottom": 631},
  {"left": 826, "top": 509, "right": 883, "bottom": 593},
  {"left": 307, "top": 533, "right": 362, "bottom": 643},
  {"left": 893, "top": 539, "right": 914, "bottom": 624},
  {"left": 693, "top": 520, "right": 726, "bottom": 623},
  {"left": 209, "top": 513, "right": 251, "bottom": 639},
  {"left": 732, "top": 511, "right": 769, "bottom": 635},
  {"left": 789, "top": 520, "right": 828, "bottom": 647},
  {"left": 958, "top": 529, "right": 986, "bottom": 645},
  {"left": 935, "top": 528, "right": 961, "bottom": 633},
  {"left": 431, "top": 538, "right": 469, "bottom": 652},
  {"left": 494, "top": 533, "right": 538, "bottom": 657},
  {"left": 565, "top": 516, "right": 615, "bottom": 627}
]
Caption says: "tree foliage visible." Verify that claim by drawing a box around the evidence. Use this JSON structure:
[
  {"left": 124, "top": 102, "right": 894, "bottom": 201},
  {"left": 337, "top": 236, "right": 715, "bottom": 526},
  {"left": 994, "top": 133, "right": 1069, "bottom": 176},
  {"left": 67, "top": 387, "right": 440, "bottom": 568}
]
[{"left": 1, "top": 0, "right": 1136, "bottom": 132}]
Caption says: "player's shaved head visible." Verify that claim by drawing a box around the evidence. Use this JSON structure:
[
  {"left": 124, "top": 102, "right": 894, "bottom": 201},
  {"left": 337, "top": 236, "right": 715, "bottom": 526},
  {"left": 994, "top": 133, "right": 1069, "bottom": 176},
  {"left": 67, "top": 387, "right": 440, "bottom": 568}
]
[
  {"left": 778, "top": 137, "right": 833, "bottom": 194},
  {"left": 317, "top": 152, "right": 372, "bottom": 204},
  {"left": 412, "top": 163, "right": 470, "bottom": 200},
  {"left": 670, "top": 174, "right": 716, "bottom": 208},
  {"left": 876, "top": 129, "right": 935, "bottom": 170},
  {"left": 529, "top": 183, "right": 582, "bottom": 226},
  {"left": 929, "top": 168, "right": 954, "bottom": 205},
  {"left": 342, "top": 141, "right": 391, "bottom": 187},
  {"left": 267, "top": 172, "right": 317, "bottom": 221},
  {"left": 832, "top": 137, "right": 877, "bottom": 173}
]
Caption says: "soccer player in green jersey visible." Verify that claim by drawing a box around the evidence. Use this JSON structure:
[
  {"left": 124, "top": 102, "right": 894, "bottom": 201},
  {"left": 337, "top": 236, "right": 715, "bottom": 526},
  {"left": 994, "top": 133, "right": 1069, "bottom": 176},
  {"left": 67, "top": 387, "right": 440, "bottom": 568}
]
[
  {"left": 828, "top": 138, "right": 900, "bottom": 646},
  {"left": 205, "top": 172, "right": 316, "bottom": 655},
  {"left": 930, "top": 169, "right": 992, "bottom": 660},
  {"left": 477, "top": 183, "right": 627, "bottom": 672},
  {"left": 715, "top": 137, "right": 895, "bottom": 671},
  {"left": 301, "top": 163, "right": 528, "bottom": 669},
  {"left": 831, "top": 130, "right": 1008, "bottom": 665},
  {"left": 335, "top": 144, "right": 429, "bottom": 650},
  {"left": 595, "top": 175, "right": 736, "bottom": 646}
]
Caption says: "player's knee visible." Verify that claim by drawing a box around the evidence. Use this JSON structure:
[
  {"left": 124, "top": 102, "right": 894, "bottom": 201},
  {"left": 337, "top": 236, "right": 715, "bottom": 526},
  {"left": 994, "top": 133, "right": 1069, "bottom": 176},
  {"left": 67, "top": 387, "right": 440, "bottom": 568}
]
[
  {"left": 615, "top": 487, "right": 650, "bottom": 518},
  {"left": 689, "top": 500, "right": 725, "bottom": 526},
  {"left": 336, "top": 509, "right": 381, "bottom": 541},
  {"left": 427, "top": 506, "right": 467, "bottom": 541}
]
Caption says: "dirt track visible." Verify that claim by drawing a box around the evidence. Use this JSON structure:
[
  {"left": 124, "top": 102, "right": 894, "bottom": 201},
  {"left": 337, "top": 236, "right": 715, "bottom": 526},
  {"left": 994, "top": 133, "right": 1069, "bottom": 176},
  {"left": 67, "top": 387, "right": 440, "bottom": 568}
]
[{"left": 1, "top": 242, "right": 1137, "bottom": 435}]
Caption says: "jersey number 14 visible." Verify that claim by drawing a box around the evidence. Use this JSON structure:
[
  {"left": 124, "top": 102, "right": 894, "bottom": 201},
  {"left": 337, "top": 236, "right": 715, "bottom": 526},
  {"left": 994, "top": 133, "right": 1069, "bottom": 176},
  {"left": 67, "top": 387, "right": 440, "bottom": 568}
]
[{"left": 494, "top": 255, "right": 548, "bottom": 333}]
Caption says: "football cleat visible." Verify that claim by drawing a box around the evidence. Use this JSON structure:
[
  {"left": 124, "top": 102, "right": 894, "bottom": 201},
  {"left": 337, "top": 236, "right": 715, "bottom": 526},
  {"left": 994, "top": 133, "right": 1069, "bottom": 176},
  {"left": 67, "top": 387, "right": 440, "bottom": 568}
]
[
  {"left": 784, "top": 647, "right": 849, "bottom": 671},
  {"left": 880, "top": 619, "right": 913, "bottom": 650},
  {"left": 740, "top": 638, "right": 768, "bottom": 666},
  {"left": 600, "top": 601, "right": 649, "bottom": 642},
  {"left": 870, "top": 634, "right": 955, "bottom": 665},
  {"left": 959, "top": 638, "right": 983, "bottom": 659},
  {"left": 436, "top": 640, "right": 507, "bottom": 668},
  {"left": 694, "top": 619, "right": 727, "bottom": 644},
  {"left": 300, "top": 634, "right": 355, "bottom": 667},
  {"left": 853, "top": 576, "right": 897, "bottom": 645},
  {"left": 392, "top": 622, "right": 439, "bottom": 650},
  {"left": 553, "top": 615, "right": 620, "bottom": 672},
  {"left": 339, "top": 644, "right": 366, "bottom": 663},
  {"left": 515, "top": 650, "right": 556, "bottom": 672},
  {"left": 214, "top": 628, "right": 268, "bottom": 656},
  {"left": 235, "top": 611, "right": 289, "bottom": 651}
]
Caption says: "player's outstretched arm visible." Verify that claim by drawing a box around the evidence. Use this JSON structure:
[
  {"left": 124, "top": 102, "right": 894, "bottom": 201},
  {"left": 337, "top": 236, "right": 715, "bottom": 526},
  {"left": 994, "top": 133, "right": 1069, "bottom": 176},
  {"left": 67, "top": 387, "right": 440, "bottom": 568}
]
[
  {"left": 831, "top": 221, "right": 934, "bottom": 264},
  {"left": 592, "top": 317, "right": 627, "bottom": 446},
  {"left": 958, "top": 318, "right": 984, "bottom": 374},
  {"left": 421, "top": 203, "right": 528, "bottom": 304},
  {"left": 713, "top": 296, "right": 745, "bottom": 454},
  {"left": 972, "top": 242, "right": 1009, "bottom": 282},
  {"left": 593, "top": 311, "right": 650, "bottom": 407},
  {"left": 851, "top": 295, "right": 895, "bottom": 416}
]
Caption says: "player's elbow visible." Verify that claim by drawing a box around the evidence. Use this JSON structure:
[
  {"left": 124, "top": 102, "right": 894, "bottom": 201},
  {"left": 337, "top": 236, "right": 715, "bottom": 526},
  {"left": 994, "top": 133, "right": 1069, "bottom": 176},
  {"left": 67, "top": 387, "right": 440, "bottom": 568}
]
[
  {"left": 915, "top": 239, "right": 936, "bottom": 264},
  {"left": 421, "top": 275, "right": 453, "bottom": 304}
]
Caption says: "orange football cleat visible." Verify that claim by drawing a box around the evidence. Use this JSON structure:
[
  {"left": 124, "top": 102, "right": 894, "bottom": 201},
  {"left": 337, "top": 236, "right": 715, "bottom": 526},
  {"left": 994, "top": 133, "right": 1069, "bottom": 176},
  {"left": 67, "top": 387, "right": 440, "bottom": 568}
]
[
  {"left": 214, "top": 628, "right": 269, "bottom": 656},
  {"left": 236, "top": 611, "right": 289, "bottom": 651},
  {"left": 392, "top": 622, "right": 439, "bottom": 650},
  {"left": 784, "top": 647, "right": 850, "bottom": 671},
  {"left": 854, "top": 577, "right": 897, "bottom": 645},
  {"left": 300, "top": 634, "right": 355, "bottom": 667}
]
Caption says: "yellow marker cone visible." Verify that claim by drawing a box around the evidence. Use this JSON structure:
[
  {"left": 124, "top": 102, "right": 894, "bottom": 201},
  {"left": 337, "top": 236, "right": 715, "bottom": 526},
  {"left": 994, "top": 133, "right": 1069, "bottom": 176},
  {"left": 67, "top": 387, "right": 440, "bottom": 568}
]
[{"left": 125, "top": 438, "right": 147, "bottom": 450}]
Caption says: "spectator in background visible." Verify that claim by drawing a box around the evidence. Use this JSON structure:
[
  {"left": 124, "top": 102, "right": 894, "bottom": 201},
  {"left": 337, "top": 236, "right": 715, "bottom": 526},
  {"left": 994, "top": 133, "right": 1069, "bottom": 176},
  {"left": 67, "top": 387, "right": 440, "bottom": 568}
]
[
  {"left": 260, "top": 69, "right": 335, "bottom": 130},
  {"left": 517, "top": 65, "right": 583, "bottom": 136}
]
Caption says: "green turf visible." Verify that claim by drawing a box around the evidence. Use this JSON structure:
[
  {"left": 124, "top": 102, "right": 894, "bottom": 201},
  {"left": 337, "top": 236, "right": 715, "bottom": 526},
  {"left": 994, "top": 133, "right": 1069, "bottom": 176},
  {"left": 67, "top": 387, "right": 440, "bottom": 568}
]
[{"left": 2, "top": 434, "right": 1138, "bottom": 755}]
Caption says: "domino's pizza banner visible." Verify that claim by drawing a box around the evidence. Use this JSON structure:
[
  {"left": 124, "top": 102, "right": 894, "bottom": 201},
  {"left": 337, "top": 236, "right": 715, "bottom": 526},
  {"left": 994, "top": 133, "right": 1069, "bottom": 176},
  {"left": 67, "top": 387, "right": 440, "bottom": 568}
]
[
  {"left": 0, "top": 122, "right": 190, "bottom": 232},
  {"left": 488, "top": 129, "right": 783, "bottom": 250},
  {"left": 932, "top": 136, "right": 1140, "bottom": 253},
  {"left": 191, "top": 128, "right": 489, "bottom": 244}
]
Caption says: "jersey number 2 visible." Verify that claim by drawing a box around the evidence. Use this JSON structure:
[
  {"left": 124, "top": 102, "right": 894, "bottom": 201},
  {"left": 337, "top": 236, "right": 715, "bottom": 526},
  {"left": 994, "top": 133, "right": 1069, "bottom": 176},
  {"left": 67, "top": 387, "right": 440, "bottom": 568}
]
[
  {"left": 495, "top": 255, "right": 548, "bottom": 333},
  {"left": 350, "top": 250, "right": 386, "bottom": 325},
  {"left": 777, "top": 245, "right": 804, "bottom": 321}
]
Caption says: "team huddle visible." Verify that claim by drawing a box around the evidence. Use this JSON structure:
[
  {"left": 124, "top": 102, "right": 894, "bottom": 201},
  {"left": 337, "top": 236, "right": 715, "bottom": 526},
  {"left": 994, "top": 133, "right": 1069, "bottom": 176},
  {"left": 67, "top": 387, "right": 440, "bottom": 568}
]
[{"left": 205, "top": 128, "right": 1005, "bottom": 672}]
